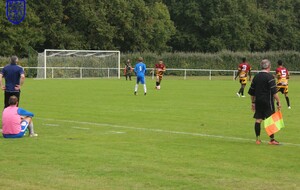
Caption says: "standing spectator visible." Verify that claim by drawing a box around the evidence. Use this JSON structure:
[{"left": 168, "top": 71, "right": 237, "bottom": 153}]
[
  {"left": 0, "top": 56, "right": 25, "bottom": 108},
  {"left": 124, "top": 59, "right": 133, "bottom": 81},
  {"left": 154, "top": 59, "right": 166, "bottom": 90},
  {"left": 134, "top": 57, "right": 147, "bottom": 95},
  {"left": 235, "top": 57, "right": 251, "bottom": 97},
  {"left": 275, "top": 60, "right": 291, "bottom": 109},
  {"left": 248, "top": 59, "right": 281, "bottom": 145},
  {"left": 2, "top": 95, "right": 37, "bottom": 138}
]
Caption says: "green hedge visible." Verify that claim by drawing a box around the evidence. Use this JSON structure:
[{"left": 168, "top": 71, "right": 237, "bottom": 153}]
[{"left": 123, "top": 50, "right": 300, "bottom": 71}]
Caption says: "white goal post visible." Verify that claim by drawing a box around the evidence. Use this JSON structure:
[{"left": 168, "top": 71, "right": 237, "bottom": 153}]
[{"left": 37, "top": 49, "right": 121, "bottom": 79}]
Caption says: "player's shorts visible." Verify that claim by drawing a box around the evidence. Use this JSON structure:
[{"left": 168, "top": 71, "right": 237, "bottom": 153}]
[
  {"left": 136, "top": 75, "right": 145, "bottom": 84},
  {"left": 253, "top": 109, "right": 274, "bottom": 120},
  {"left": 125, "top": 69, "right": 132, "bottom": 76},
  {"left": 239, "top": 77, "right": 247, "bottom": 85},
  {"left": 2, "top": 120, "right": 29, "bottom": 138},
  {"left": 253, "top": 101, "right": 275, "bottom": 120},
  {"left": 277, "top": 85, "right": 288, "bottom": 94},
  {"left": 156, "top": 71, "right": 164, "bottom": 80}
]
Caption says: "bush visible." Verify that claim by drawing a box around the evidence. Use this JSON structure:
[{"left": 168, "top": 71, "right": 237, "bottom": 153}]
[{"left": 123, "top": 50, "right": 300, "bottom": 71}]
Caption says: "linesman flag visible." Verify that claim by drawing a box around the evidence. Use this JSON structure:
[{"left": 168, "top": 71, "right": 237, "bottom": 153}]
[{"left": 263, "top": 111, "right": 285, "bottom": 136}]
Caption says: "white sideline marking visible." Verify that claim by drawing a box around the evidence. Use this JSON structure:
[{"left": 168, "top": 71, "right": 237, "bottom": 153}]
[
  {"left": 106, "top": 131, "right": 125, "bottom": 134},
  {"left": 37, "top": 117, "right": 300, "bottom": 147},
  {"left": 72, "top": 127, "right": 90, "bottom": 130},
  {"left": 44, "top": 123, "right": 60, "bottom": 127}
]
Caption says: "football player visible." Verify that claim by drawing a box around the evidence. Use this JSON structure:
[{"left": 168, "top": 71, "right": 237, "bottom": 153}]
[
  {"left": 235, "top": 57, "right": 251, "bottom": 97},
  {"left": 154, "top": 59, "right": 166, "bottom": 89},
  {"left": 275, "top": 60, "right": 291, "bottom": 109}
]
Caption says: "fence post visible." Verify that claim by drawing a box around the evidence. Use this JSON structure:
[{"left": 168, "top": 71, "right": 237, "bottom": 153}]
[
  {"left": 152, "top": 70, "right": 155, "bottom": 79},
  {"left": 233, "top": 71, "right": 236, "bottom": 80}
]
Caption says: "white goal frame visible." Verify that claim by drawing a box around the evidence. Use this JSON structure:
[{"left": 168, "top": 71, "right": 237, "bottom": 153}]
[{"left": 38, "top": 49, "right": 121, "bottom": 79}]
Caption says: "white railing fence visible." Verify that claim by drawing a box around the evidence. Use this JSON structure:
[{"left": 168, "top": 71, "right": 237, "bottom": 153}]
[
  {"left": 19, "top": 67, "right": 300, "bottom": 79},
  {"left": 152, "top": 68, "right": 300, "bottom": 80}
]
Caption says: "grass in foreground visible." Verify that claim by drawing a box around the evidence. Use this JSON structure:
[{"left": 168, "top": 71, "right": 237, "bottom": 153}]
[{"left": 0, "top": 77, "right": 299, "bottom": 190}]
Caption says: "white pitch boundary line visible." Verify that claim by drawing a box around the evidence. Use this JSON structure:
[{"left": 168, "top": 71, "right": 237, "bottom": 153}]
[
  {"left": 72, "top": 126, "right": 90, "bottom": 130},
  {"left": 37, "top": 117, "right": 300, "bottom": 147},
  {"left": 105, "top": 131, "right": 126, "bottom": 134},
  {"left": 43, "top": 123, "right": 60, "bottom": 127}
]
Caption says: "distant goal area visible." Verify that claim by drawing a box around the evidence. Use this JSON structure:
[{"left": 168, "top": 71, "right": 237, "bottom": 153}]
[{"left": 37, "top": 49, "right": 121, "bottom": 79}]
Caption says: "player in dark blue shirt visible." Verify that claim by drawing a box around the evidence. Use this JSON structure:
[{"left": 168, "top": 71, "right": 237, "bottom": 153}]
[
  {"left": 0, "top": 56, "right": 25, "bottom": 108},
  {"left": 134, "top": 57, "right": 147, "bottom": 95}
]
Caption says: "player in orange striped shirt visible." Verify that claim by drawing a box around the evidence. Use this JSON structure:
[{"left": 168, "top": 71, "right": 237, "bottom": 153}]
[
  {"left": 275, "top": 60, "right": 291, "bottom": 109},
  {"left": 235, "top": 58, "right": 251, "bottom": 97},
  {"left": 154, "top": 59, "right": 166, "bottom": 90}
]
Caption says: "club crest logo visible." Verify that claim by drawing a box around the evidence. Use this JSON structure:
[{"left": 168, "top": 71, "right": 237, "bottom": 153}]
[{"left": 6, "top": 0, "right": 26, "bottom": 25}]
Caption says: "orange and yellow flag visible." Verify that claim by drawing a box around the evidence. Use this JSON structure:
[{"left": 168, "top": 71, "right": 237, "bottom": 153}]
[{"left": 263, "top": 111, "right": 285, "bottom": 136}]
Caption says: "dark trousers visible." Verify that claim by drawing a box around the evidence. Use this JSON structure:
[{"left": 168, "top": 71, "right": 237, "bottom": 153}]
[{"left": 4, "top": 91, "right": 20, "bottom": 108}]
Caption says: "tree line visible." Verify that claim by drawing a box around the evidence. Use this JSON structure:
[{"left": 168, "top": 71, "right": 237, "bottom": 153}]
[{"left": 0, "top": 0, "right": 300, "bottom": 57}]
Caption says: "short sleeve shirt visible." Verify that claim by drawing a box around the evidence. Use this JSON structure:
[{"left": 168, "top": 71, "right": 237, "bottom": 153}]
[
  {"left": 275, "top": 67, "right": 289, "bottom": 85},
  {"left": 238, "top": 63, "right": 251, "bottom": 78},
  {"left": 1, "top": 64, "right": 24, "bottom": 92},
  {"left": 248, "top": 72, "right": 277, "bottom": 115},
  {"left": 134, "top": 62, "right": 147, "bottom": 77}
]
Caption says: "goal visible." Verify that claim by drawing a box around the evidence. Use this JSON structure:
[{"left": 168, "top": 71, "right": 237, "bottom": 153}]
[{"left": 37, "top": 49, "right": 121, "bottom": 79}]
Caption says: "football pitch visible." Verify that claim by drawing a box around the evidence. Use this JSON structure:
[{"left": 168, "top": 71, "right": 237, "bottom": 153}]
[{"left": 1, "top": 77, "right": 299, "bottom": 190}]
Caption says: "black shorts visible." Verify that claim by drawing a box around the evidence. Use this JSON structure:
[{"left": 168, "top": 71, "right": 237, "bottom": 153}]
[
  {"left": 253, "top": 103, "right": 274, "bottom": 120},
  {"left": 277, "top": 86, "right": 288, "bottom": 94},
  {"left": 253, "top": 110, "right": 274, "bottom": 120}
]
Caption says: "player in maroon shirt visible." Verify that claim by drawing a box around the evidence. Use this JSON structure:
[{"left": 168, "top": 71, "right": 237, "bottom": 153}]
[
  {"left": 275, "top": 60, "right": 291, "bottom": 109},
  {"left": 235, "top": 58, "right": 251, "bottom": 97},
  {"left": 154, "top": 60, "right": 166, "bottom": 90}
]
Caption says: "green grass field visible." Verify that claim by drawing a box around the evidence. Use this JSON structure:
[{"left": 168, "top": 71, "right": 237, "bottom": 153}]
[{"left": 0, "top": 76, "right": 299, "bottom": 190}]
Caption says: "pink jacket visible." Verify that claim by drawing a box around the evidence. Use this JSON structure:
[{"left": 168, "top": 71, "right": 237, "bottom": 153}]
[{"left": 2, "top": 106, "right": 22, "bottom": 134}]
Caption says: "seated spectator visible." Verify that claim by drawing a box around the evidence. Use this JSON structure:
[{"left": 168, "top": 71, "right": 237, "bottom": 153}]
[{"left": 2, "top": 95, "right": 37, "bottom": 138}]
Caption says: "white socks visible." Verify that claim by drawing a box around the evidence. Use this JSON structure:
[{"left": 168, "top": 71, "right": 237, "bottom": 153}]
[{"left": 134, "top": 84, "right": 147, "bottom": 94}]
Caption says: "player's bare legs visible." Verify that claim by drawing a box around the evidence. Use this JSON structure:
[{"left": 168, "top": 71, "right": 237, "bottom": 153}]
[
  {"left": 284, "top": 93, "right": 291, "bottom": 108},
  {"left": 237, "top": 84, "right": 246, "bottom": 97}
]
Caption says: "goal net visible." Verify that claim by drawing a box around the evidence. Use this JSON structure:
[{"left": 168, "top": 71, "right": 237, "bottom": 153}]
[{"left": 37, "top": 49, "right": 121, "bottom": 79}]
